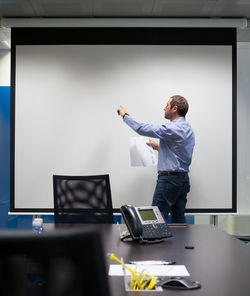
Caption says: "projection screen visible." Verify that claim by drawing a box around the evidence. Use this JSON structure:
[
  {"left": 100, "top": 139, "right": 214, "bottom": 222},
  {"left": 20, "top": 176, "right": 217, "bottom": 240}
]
[{"left": 10, "top": 28, "right": 237, "bottom": 213}]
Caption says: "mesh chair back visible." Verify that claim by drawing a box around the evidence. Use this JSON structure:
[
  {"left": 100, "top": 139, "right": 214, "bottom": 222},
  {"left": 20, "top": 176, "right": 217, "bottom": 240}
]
[{"left": 53, "top": 175, "right": 114, "bottom": 223}]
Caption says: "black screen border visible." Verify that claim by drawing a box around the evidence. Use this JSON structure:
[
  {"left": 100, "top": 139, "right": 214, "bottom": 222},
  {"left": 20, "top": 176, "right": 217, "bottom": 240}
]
[{"left": 10, "top": 27, "right": 237, "bottom": 213}]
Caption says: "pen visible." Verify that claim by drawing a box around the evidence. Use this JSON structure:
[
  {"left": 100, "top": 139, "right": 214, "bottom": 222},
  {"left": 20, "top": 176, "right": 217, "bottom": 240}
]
[{"left": 129, "top": 260, "right": 176, "bottom": 265}]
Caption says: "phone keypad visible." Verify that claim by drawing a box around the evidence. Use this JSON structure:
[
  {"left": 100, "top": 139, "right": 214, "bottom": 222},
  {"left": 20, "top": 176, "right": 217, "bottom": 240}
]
[{"left": 142, "top": 223, "right": 172, "bottom": 239}]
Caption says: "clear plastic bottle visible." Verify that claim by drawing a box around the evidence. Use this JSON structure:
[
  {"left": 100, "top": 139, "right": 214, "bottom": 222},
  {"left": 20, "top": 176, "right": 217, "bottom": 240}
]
[{"left": 32, "top": 218, "right": 45, "bottom": 234}]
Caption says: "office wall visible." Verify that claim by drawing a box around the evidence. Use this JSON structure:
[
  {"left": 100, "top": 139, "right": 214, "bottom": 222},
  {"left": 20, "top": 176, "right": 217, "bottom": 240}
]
[
  {"left": 236, "top": 42, "right": 250, "bottom": 214},
  {"left": 0, "top": 51, "right": 10, "bottom": 227},
  {"left": 0, "top": 51, "right": 10, "bottom": 85}
]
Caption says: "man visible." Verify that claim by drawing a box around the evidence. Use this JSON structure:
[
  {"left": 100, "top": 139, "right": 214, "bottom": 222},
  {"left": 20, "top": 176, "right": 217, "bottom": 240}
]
[{"left": 117, "top": 95, "right": 195, "bottom": 223}]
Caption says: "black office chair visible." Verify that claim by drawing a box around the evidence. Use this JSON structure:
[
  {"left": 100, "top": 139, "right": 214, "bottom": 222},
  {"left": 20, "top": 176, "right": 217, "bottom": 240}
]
[
  {"left": 0, "top": 227, "right": 111, "bottom": 296},
  {"left": 53, "top": 174, "right": 114, "bottom": 224},
  {"left": 234, "top": 235, "right": 250, "bottom": 245}
]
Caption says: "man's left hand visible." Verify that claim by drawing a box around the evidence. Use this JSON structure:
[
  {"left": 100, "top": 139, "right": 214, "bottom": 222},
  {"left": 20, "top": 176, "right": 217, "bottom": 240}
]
[{"left": 147, "top": 138, "right": 159, "bottom": 151}]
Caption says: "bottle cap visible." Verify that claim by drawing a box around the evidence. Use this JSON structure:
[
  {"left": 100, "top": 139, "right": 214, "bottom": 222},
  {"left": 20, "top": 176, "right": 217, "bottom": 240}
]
[{"left": 32, "top": 218, "right": 43, "bottom": 227}]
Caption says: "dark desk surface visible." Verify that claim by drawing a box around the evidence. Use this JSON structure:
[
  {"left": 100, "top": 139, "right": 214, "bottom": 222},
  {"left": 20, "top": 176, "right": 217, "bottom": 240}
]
[{"left": 47, "top": 224, "right": 250, "bottom": 296}]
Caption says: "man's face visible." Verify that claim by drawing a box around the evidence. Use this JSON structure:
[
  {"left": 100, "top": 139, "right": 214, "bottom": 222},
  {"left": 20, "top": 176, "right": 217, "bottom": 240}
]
[{"left": 164, "top": 98, "right": 173, "bottom": 120}]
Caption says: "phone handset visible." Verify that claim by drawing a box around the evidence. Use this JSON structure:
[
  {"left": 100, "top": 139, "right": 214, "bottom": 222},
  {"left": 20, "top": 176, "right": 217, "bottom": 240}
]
[{"left": 120, "top": 205, "right": 143, "bottom": 239}]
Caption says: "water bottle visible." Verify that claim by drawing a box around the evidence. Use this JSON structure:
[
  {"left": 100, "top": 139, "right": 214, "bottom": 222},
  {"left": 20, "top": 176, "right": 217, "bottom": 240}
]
[{"left": 32, "top": 218, "right": 45, "bottom": 234}]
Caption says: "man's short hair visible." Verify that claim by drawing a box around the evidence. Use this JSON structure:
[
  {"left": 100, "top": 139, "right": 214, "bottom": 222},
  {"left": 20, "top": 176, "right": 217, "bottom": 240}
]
[{"left": 170, "top": 95, "right": 189, "bottom": 117}]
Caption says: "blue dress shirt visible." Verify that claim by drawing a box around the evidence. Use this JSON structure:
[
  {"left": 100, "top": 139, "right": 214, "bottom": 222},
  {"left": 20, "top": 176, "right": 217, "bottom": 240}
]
[{"left": 123, "top": 115, "right": 195, "bottom": 172}]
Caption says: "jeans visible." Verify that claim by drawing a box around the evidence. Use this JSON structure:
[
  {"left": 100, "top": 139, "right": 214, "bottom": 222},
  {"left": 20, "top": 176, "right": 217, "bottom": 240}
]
[{"left": 152, "top": 175, "right": 190, "bottom": 223}]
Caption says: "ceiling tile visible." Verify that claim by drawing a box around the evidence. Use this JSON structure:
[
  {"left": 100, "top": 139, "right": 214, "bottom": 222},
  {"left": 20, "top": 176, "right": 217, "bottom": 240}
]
[
  {"left": 92, "top": 0, "right": 155, "bottom": 17},
  {"left": 152, "top": 0, "right": 216, "bottom": 17},
  {"left": 30, "top": 0, "right": 92, "bottom": 17},
  {"left": 212, "top": 3, "right": 250, "bottom": 18},
  {"left": 0, "top": 0, "right": 250, "bottom": 20},
  {"left": 0, "top": 0, "right": 34, "bottom": 17}
]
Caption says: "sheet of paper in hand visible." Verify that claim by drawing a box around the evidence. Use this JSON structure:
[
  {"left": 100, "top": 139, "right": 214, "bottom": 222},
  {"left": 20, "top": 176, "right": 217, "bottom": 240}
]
[{"left": 129, "top": 137, "right": 157, "bottom": 167}]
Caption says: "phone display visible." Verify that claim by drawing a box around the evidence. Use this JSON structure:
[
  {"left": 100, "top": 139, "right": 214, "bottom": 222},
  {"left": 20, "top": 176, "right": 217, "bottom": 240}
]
[{"left": 138, "top": 209, "right": 157, "bottom": 221}]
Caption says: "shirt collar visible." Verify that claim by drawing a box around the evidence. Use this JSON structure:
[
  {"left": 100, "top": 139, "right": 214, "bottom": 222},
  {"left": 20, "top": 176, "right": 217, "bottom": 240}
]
[{"left": 171, "top": 116, "right": 186, "bottom": 122}]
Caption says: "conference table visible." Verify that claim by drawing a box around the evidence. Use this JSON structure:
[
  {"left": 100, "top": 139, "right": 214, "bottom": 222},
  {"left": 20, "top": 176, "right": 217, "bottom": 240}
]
[{"left": 47, "top": 223, "right": 250, "bottom": 296}]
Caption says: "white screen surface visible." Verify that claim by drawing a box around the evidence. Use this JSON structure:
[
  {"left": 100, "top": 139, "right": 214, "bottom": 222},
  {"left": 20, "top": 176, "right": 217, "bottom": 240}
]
[{"left": 14, "top": 44, "right": 232, "bottom": 210}]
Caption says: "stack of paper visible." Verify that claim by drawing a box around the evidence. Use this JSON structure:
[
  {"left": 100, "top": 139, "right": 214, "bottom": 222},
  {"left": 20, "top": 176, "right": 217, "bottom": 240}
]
[{"left": 109, "top": 264, "right": 190, "bottom": 277}]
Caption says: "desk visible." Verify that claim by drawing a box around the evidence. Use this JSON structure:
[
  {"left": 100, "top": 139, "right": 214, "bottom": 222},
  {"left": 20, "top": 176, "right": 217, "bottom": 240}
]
[{"left": 46, "top": 224, "right": 250, "bottom": 296}]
